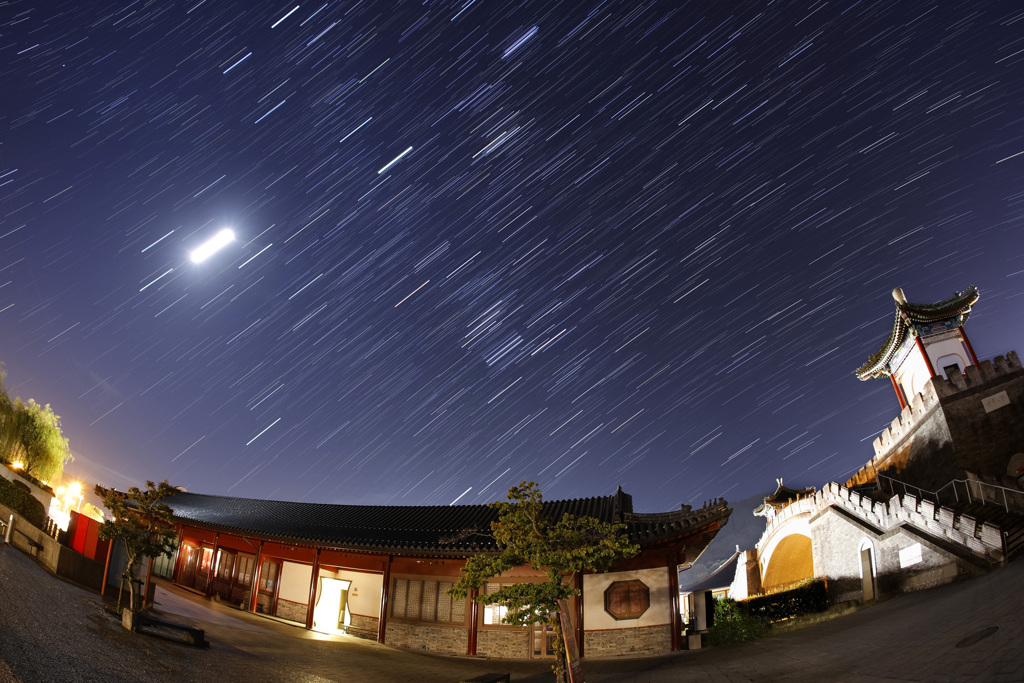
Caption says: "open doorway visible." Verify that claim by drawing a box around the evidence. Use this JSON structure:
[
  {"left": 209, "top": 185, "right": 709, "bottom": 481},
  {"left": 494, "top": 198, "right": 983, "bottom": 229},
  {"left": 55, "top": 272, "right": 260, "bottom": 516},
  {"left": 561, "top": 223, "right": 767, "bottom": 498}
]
[{"left": 312, "top": 577, "right": 351, "bottom": 634}]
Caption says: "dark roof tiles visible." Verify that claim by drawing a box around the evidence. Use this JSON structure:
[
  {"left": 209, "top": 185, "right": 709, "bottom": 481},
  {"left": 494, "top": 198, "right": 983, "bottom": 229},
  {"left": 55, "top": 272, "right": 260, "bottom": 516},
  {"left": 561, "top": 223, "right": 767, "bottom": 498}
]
[{"left": 166, "top": 489, "right": 730, "bottom": 556}]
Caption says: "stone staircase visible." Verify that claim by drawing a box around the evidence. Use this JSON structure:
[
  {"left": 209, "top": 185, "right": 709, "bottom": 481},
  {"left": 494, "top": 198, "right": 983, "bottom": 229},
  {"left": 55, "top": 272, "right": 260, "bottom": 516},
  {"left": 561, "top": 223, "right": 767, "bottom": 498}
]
[{"left": 949, "top": 502, "right": 1024, "bottom": 560}]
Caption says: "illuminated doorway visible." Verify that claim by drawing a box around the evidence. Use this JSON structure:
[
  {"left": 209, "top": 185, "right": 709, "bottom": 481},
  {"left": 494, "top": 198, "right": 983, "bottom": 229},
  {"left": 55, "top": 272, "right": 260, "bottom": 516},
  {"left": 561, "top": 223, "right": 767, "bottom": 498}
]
[{"left": 312, "top": 578, "right": 351, "bottom": 634}]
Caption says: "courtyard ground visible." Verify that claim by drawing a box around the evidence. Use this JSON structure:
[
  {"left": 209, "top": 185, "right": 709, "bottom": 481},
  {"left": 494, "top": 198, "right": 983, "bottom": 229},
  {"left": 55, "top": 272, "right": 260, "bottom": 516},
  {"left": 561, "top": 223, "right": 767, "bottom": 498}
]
[{"left": 1, "top": 545, "right": 1021, "bottom": 682}]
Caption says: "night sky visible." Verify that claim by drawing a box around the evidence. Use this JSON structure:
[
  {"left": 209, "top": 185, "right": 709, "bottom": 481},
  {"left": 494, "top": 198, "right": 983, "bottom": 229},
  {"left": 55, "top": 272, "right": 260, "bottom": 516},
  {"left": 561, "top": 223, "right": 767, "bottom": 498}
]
[{"left": 3, "top": 0, "right": 1023, "bottom": 512}]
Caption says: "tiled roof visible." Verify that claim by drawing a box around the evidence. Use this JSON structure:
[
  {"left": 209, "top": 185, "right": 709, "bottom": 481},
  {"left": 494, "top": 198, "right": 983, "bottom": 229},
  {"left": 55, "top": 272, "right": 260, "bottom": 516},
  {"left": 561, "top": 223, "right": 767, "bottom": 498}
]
[
  {"left": 679, "top": 547, "right": 741, "bottom": 593},
  {"left": 165, "top": 489, "right": 731, "bottom": 557},
  {"left": 856, "top": 287, "right": 979, "bottom": 380}
]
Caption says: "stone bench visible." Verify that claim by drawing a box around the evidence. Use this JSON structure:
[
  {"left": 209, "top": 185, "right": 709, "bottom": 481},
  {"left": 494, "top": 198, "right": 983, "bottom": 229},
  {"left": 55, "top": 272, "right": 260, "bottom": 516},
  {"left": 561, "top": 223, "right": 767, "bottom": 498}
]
[{"left": 137, "top": 613, "right": 208, "bottom": 647}]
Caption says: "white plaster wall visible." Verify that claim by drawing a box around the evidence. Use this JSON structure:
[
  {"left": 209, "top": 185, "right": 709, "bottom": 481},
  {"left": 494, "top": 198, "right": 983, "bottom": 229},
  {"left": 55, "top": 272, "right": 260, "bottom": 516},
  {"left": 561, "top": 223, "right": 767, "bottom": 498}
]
[
  {"left": 926, "top": 338, "right": 968, "bottom": 377},
  {"left": 729, "top": 552, "right": 749, "bottom": 600},
  {"left": 896, "top": 350, "right": 932, "bottom": 399},
  {"left": 279, "top": 560, "right": 312, "bottom": 603},
  {"left": 584, "top": 566, "right": 669, "bottom": 630}
]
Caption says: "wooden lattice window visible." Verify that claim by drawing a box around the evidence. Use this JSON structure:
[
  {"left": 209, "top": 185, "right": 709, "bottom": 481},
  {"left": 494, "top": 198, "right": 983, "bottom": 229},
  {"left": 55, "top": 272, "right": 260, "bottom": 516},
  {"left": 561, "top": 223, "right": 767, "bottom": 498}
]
[
  {"left": 390, "top": 578, "right": 466, "bottom": 624},
  {"left": 604, "top": 579, "right": 650, "bottom": 620}
]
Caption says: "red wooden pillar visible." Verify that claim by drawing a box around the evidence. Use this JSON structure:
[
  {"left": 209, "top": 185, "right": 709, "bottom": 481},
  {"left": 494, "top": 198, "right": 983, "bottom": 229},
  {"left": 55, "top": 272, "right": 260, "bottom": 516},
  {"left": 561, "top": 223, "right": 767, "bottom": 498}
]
[
  {"left": 467, "top": 588, "right": 479, "bottom": 656},
  {"left": 377, "top": 555, "right": 392, "bottom": 644},
  {"left": 206, "top": 532, "right": 221, "bottom": 598},
  {"left": 915, "top": 335, "right": 937, "bottom": 378},
  {"left": 890, "top": 374, "right": 907, "bottom": 409},
  {"left": 959, "top": 326, "right": 981, "bottom": 367},
  {"left": 668, "top": 555, "right": 682, "bottom": 652},
  {"left": 101, "top": 538, "right": 115, "bottom": 596},
  {"left": 250, "top": 541, "right": 265, "bottom": 613},
  {"left": 305, "top": 549, "right": 321, "bottom": 629},
  {"left": 171, "top": 525, "right": 185, "bottom": 583},
  {"left": 575, "top": 572, "right": 584, "bottom": 658}
]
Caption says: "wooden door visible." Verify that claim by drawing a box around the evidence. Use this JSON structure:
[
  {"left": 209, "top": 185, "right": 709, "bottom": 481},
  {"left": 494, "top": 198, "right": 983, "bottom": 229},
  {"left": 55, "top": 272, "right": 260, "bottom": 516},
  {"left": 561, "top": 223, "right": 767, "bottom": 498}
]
[
  {"left": 257, "top": 559, "right": 281, "bottom": 615},
  {"left": 180, "top": 544, "right": 199, "bottom": 588},
  {"left": 860, "top": 548, "right": 875, "bottom": 601}
]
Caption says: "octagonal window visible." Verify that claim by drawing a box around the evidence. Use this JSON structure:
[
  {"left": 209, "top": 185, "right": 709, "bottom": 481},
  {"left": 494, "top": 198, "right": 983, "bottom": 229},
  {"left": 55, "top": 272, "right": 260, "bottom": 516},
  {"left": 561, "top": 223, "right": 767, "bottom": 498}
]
[{"left": 603, "top": 579, "right": 650, "bottom": 620}]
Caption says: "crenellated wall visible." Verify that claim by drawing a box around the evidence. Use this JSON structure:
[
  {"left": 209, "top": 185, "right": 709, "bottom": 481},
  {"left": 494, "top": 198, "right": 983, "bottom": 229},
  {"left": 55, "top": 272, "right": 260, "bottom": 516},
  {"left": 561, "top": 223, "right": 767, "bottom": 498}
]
[
  {"left": 740, "top": 480, "right": 1006, "bottom": 603},
  {"left": 846, "top": 351, "right": 1024, "bottom": 490}
]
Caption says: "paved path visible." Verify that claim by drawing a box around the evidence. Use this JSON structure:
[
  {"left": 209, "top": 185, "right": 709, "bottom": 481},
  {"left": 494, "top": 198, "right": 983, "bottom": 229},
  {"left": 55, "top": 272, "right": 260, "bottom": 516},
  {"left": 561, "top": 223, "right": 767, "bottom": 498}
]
[{"left": 2, "top": 543, "right": 1022, "bottom": 682}]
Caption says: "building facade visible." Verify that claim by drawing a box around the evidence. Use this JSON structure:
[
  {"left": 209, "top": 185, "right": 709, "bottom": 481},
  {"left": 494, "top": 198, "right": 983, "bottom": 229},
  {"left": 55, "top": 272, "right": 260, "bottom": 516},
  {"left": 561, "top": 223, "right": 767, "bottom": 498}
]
[
  {"left": 162, "top": 487, "right": 730, "bottom": 659},
  {"left": 732, "top": 287, "right": 1024, "bottom": 604}
]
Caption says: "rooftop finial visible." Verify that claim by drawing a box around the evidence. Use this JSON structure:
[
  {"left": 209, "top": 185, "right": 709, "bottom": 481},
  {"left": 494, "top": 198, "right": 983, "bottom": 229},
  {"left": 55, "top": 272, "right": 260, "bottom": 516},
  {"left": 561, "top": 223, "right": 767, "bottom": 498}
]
[{"left": 892, "top": 287, "right": 907, "bottom": 304}]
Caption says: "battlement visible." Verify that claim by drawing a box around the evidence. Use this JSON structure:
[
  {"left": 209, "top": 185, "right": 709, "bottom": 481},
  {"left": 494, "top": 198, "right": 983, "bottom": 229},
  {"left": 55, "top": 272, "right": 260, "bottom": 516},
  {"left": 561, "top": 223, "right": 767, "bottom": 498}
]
[
  {"left": 844, "top": 352, "right": 1024, "bottom": 487},
  {"left": 932, "top": 350, "right": 1022, "bottom": 397},
  {"left": 754, "top": 481, "right": 1004, "bottom": 563}
]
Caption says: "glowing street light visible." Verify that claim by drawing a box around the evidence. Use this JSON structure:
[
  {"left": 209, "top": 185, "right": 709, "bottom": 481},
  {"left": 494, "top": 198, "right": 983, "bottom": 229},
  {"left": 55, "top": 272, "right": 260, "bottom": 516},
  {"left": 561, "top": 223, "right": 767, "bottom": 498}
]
[{"left": 189, "top": 228, "right": 235, "bottom": 263}]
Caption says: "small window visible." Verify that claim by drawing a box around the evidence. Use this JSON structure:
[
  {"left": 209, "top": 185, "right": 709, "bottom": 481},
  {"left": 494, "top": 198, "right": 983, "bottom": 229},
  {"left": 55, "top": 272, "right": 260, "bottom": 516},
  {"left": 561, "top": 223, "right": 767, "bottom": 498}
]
[{"left": 604, "top": 580, "right": 650, "bottom": 620}]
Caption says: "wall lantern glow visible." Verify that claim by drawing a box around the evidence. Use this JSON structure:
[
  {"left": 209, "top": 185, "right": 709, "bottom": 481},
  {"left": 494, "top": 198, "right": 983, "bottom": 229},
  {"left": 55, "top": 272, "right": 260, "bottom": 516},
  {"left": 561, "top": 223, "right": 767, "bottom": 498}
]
[
  {"left": 10, "top": 461, "right": 24, "bottom": 470},
  {"left": 189, "top": 228, "right": 235, "bottom": 263}
]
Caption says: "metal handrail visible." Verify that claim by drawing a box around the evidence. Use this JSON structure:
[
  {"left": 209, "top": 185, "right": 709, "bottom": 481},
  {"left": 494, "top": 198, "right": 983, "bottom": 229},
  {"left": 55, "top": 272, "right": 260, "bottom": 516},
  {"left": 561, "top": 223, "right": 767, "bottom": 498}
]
[{"left": 877, "top": 473, "right": 1024, "bottom": 514}]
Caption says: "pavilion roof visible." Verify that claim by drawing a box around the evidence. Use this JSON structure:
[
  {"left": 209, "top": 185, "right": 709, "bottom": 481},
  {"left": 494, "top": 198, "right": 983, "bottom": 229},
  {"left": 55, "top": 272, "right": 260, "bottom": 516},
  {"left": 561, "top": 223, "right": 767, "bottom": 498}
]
[
  {"left": 856, "top": 286, "right": 979, "bottom": 380},
  {"left": 165, "top": 488, "right": 731, "bottom": 557},
  {"left": 753, "top": 478, "right": 814, "bottom": 516}
]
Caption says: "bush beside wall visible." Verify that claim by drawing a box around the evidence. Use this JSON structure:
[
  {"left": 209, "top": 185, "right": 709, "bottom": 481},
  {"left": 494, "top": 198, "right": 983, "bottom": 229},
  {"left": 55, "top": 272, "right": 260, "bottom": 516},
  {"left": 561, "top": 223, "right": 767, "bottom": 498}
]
[
  {"left": 0, "top": 477, "right": 46, "bottom": 528},
  {"left": 741, "top": 578, "right": 828, "bottom": 623}
]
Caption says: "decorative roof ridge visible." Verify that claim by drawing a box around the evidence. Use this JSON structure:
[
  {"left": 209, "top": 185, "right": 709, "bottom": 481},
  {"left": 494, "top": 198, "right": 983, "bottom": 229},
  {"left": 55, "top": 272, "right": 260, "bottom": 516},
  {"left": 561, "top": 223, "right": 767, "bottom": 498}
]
[
  {"left": 623, "top": 497, "right": 729, "bottom": 524},
  {"left": 856, "top": 286, "right": 979, "bottom": 380},
  {"left": 896, "top": 286, "right": 979, "bottom": 320}
]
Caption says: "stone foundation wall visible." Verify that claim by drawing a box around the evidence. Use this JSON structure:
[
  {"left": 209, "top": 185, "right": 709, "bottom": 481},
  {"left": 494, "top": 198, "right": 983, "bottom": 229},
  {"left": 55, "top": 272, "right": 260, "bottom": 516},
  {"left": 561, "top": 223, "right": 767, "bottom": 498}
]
[
  {"left": 386, "top": 621, "right": 468, "bottom": 654},
  {"left": 477, "top": 628, "right": 530, "bottom": 658},
  {"left": 584, "top": 624, "right": 671, "bottom": 657},
  {"left": 348, "top": 614, "right": 379, "bottom": 640},
  {"left": 275, "top": 598, "right": 307, "bottom": 623}
]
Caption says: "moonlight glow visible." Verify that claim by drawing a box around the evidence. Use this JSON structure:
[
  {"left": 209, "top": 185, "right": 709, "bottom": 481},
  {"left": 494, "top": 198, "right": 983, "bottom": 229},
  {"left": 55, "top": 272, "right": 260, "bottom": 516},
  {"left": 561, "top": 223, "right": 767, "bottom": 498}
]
[{"left": 189, "top": 229, "right": 236, "bottom": 263}]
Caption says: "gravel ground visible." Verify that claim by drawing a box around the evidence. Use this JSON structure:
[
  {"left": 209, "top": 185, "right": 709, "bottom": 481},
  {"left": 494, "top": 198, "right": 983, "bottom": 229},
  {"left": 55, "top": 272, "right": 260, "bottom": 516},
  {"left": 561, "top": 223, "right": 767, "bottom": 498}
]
[
  {"left": 0, "top": 547, "right": 550, "bottom": 683},
  {"left": 4, "top": 542, "right": 1024, "bottom": 683}
]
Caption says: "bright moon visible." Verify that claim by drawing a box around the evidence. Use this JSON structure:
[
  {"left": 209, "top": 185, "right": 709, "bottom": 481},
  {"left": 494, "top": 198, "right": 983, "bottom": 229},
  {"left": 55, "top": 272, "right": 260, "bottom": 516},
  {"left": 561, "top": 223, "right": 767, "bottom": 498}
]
[{"left": 189, "top": 228, "right": 235, "bottom": 263}]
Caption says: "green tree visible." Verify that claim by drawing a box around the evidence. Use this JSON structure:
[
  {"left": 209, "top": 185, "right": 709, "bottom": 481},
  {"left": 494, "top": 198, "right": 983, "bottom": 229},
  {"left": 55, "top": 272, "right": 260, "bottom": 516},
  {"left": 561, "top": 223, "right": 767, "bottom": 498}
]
[
  {"left": 95, "top": 480, "right": 179, "bottom": 612},
  {"left": 12, "top": 399, "right": 72, "bottom": 482},
  {"left": 0, "top": 366, "right": 72, "bottom": 484},
  {"left": 448, "top": 481, "right": 639, "bottom": 683}
]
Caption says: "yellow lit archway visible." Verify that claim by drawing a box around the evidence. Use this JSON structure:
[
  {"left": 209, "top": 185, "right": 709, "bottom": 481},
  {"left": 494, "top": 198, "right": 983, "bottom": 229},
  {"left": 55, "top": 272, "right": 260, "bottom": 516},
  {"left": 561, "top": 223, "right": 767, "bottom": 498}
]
[{"left": 762, "top": 534, "right": 813, "bottom": 590}]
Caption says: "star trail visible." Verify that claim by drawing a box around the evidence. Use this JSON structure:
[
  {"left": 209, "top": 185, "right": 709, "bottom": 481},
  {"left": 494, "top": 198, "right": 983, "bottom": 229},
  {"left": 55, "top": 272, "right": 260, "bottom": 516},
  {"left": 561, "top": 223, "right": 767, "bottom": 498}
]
[{"left": 2, "top": 1, "right": 1023, "bottom": 511}]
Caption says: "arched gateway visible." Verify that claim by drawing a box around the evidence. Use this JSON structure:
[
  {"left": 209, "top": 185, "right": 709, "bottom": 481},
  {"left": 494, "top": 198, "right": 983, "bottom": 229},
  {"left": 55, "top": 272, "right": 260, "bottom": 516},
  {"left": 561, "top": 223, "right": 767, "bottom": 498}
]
[{"left": 160, "top": 487, "right": 731, "bottom": 659}]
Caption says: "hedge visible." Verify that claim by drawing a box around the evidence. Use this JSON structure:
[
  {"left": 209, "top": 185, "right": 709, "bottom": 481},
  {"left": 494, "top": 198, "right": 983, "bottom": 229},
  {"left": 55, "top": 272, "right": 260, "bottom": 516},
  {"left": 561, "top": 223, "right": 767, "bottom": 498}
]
[
  {"left": 708, "top": 598, "right": 768, "bottom": 645},
  {"left": 0, "top": 477, "right": 47, "bottom": 529},
  {"left": 741, "top": 578, "right": 828, "bottom": 623}
]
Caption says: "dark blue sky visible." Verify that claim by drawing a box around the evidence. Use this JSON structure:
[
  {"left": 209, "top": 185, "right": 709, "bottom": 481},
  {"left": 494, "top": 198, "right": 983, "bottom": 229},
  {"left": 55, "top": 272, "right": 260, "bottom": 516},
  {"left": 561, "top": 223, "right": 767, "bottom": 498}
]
[{"left": 2, "top": 0, "right": 1022, "bottom": 511}]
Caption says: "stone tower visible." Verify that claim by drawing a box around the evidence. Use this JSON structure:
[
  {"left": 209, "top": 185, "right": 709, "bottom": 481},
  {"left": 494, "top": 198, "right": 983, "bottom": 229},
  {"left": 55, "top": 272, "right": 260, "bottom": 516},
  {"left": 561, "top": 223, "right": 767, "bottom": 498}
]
[{"left": 849, "top": 286, "right": 1024, "bottom": 491}]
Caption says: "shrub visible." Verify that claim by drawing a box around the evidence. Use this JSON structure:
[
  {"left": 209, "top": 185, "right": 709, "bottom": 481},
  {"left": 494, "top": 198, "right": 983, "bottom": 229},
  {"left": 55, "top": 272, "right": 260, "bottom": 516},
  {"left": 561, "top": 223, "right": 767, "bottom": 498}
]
[
  {"left": 742, "top": 578, "right": 828, "bottom": 623},
  {"left": 708, "top": 598, "right": 767, "bottom": 646},
  {"left": 0, "top": 477, "right": 47, "bottom": 528}
]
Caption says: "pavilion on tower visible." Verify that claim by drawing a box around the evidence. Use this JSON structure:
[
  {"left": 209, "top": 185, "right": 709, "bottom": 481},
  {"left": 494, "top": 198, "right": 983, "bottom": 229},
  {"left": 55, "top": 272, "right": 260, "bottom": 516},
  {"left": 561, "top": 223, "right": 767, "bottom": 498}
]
[
  {"left": 847, "top": 286, "right": 1024, "bottom": 491},
  {"left": 856, "top": 286, "right": 980, "bottom": 409}
]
